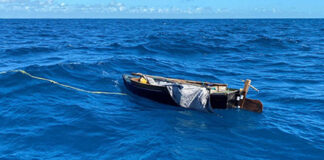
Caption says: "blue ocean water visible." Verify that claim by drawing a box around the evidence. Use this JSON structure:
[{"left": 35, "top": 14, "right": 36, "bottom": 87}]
[{"left": 0, "top": 19, "right": 323, "bottom": 159}]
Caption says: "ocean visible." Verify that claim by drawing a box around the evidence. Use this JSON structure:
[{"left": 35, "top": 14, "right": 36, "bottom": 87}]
[{"left": 0, "top": 19, "right": 323, "bottom": 159}]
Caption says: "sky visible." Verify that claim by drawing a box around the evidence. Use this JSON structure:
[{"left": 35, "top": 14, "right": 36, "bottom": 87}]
[{"left": 1, "top": 0, "right": 324, "bottom": 18}]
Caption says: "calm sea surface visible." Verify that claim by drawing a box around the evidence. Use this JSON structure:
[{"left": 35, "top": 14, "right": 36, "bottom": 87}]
[{"left": 0, "top": 19, "right": 323, "bottom": 159}]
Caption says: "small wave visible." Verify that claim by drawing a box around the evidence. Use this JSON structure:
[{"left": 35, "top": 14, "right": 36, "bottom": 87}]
[
  {"left": 208, "top": 38, "right": 229, "bottom": 44},
  {"left": 265, "top": 61, "right": 290, "bottom": 67},
  {"left": 45, "top": 57, "right": 64, "bottom": 61},
  {"left": 146, "top": 34, "right": 159, "bottom": 40},
  {"left": 284, "top": 78, "right": 321, "bottom": 84},
  {"left": 200, "top": 68, "right": 241, "bottom": 77},
  {"left": 4, "top": 46, "right": 57, "bottom": 55},
  {"left": 38, "top": 33, "right": 59, "bottom": 38},
  {"left": 247, "top": 36, "right": 287, "bottom": 49},
  {"left": 126, "top": 44, "right": 156, "bottom": 53},
  {"left": 109, "top": 42, "right": 122, "bottom": 48},
  {"left": 299, "top": 45, "right": 311, "bottom": 51},
  {"left": 269, "top": 96, "right": 324, "bottom": 108},
  {"left": 93, "top": 47, "right": 113, "bottom": 52}
]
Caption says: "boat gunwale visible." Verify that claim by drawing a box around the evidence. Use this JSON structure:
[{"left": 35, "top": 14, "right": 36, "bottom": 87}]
[{"left": 125, "top": 74, "right": 239, "bottom": 95}]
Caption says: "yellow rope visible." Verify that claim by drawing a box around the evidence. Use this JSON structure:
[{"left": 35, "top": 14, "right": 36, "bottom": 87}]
[{"left": 1, "top": 69, "right": 127, "bottom": 96}]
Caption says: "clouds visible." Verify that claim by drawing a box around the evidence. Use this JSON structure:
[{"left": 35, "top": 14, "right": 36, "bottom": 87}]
[
  {"left": 0, "top": 0, "right": 67, "bottom": 13},
  {"left": 127, "top": 6, "right": 212, "bottom": 15},
  {"left": 0, "top": 0, "right": 218, "bottom": 18}
]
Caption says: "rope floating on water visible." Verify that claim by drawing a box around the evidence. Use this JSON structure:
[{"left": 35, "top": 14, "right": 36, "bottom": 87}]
[{"left": 0, "top": 70, "right": 127, "bottom": 96}]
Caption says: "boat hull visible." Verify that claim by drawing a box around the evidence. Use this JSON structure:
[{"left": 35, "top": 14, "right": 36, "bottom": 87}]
[{"left": 123, "top": 74, "right": 240, "bottom": 109}]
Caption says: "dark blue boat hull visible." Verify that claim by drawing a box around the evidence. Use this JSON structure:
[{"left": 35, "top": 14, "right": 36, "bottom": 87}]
[{"left": 123, "top": 74, "right": 240, "bottom": 109}]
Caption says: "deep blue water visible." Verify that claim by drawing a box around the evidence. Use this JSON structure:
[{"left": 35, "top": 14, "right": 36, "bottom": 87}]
[{"left": 0, "top": 19, "right": 323, "bottom": 159}]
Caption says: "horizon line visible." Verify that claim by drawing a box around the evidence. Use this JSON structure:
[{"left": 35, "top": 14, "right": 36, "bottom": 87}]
[{"left": 1, "top": 17, "right": 324, "bottom": 20}]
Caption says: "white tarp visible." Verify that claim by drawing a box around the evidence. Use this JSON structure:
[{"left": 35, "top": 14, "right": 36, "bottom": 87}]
[
  {"left": 166, "top": 84, "right": 213, "bottom": 112},
  {"left": 146, "top": 76, "right": 172, "bottom": 86}
]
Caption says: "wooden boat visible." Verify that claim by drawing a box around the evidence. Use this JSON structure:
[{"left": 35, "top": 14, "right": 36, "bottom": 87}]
[{"left": 123, "top": 73, "right": 263, "bottom": 112}]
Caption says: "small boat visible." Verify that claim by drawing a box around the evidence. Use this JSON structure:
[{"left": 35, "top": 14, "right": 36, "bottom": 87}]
[{"left": 123, "top": 73, "right": 263, "bottom": 112}]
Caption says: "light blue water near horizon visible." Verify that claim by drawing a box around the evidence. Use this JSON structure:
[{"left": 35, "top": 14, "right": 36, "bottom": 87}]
[{"left": 0, "top": 19, "right": 323, "bottom": 159}]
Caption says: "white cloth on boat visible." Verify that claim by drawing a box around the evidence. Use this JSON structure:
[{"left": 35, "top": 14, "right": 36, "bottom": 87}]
[
  {"left": 166, "top": 84, "right": 213, "bottom": 112},
  {"left": 146, "top": 76, "right": 173, "bottom": 86}
]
